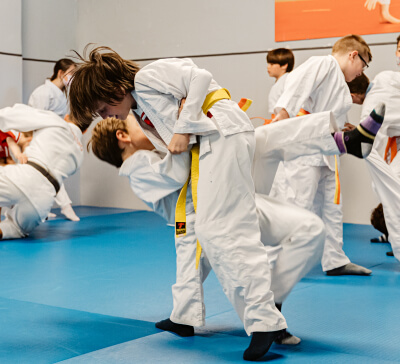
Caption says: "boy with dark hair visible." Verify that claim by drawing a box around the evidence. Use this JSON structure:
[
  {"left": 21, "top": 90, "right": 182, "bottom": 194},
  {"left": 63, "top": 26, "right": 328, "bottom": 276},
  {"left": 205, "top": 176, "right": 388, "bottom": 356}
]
[
  {"left": 267, "top": 48, "right": 295, "bottom": 120},
  {"left": 347, "top": 73, "right": 370, "bottom": 105},
  {"left": 70, "top": 47, "right": 288, "bottom": 361}
]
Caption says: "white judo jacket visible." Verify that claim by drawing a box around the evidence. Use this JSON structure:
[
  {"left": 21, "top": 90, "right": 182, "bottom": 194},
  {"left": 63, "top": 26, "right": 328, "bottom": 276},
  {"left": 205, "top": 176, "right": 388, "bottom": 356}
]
[
  {"left": 28, "top": 79, "right": 69, "bottom": 118},
  {"left": 131, "top": 58, "right": 254, "bottom": 155},
  {"left": 268, "top": 73, "right": 288, "bottom": 116},
  {"left": 275, "top": 55, "right": 352, "bottom": 168},
  {"left": 361, "top": 70, "right": 400, "bottom": 138},
  {"left": 0, "top": 104, "right": 83, "bottom": 220},
  {"left": 119, "top": 150, "right": 190, "bottom": 224}
]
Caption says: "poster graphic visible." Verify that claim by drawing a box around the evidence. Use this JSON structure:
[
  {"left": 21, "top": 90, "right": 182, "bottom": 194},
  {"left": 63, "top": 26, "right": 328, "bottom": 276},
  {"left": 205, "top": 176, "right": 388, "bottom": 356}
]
[{"left": 275, "top": 0, "right": 400, "bottom": 42}]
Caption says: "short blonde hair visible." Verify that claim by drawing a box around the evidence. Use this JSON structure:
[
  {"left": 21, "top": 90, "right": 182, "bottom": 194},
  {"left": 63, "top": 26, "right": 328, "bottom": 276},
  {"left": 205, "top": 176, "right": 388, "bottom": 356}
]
[
  {"left": 87, "top": 117, "right": 128, "bottom": 168},
  {"left": 332, "top": 34, "right": 372, "bottom": 62}
]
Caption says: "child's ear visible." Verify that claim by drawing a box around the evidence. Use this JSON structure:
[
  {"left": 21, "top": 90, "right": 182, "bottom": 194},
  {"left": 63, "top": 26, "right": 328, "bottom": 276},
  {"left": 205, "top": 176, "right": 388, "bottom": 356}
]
[
  {"left": 349, "top": 51, "right": 358, "bottom": 61},
  {"left": 116, "top": 130, "right": 130, "bottom": 143},
  {"left": 281, "top": 63, "right": 288, "bottom": 72}
]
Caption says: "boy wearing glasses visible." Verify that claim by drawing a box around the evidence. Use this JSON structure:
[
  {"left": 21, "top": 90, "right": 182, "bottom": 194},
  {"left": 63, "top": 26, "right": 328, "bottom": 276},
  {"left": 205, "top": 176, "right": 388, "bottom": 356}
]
[{"left": 264, "top": 35, "right": 373, "bottom": 276}]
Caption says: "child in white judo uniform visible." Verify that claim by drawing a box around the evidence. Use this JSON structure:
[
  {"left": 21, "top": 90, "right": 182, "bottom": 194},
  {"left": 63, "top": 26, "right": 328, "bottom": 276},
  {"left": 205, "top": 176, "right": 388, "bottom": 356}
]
[
  {"left": 0, "top": 104, "right": 84, "bottom": 240},
  {"left": 266, "top": 48, "right": 295, "bottom": 198},
  {"left": 270, "top": 34, "right": 374, "bottom": 276},
  {"left": 360, "top": 69, "right": 400, "bottom": 261},
  {"left": 28, "top": 58, "right": 80, "bottom": 222},
  {"left": 69, "top": 47, "right": 290, "bottom": 360},
  {"left": 267, "top": 48, "right": 295, "bottom": 121}
]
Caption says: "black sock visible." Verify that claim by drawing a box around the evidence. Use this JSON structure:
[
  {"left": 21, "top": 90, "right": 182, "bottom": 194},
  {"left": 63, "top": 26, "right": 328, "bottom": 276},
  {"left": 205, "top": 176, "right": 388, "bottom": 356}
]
[
  {"left": 243, "top": 330, "right": 284, "bottom": 361},
  {"left": 333, "top": 102, "right": 385, "bottom": 158},
  {"left": 155, "top": 318, "right": 194, "bottom": 337}
]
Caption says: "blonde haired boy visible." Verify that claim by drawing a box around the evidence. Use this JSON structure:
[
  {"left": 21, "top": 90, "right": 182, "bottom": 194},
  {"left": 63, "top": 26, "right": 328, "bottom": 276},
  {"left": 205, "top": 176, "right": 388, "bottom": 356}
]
[{"left": 268, "top": 34, "right": 374, "bottom": 276}]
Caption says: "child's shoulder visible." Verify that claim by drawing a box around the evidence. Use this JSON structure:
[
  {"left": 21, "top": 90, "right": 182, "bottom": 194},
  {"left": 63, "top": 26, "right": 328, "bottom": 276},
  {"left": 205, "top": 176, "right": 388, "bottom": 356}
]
[
  {"left": 142, "top": 58, "right": 196, "bottom": 70},
  {"left": 306, "top": 54, "right": 333, "bottom": 65},
  {"left": 374, "top": 70, "right": 399, "bottom": 82}
]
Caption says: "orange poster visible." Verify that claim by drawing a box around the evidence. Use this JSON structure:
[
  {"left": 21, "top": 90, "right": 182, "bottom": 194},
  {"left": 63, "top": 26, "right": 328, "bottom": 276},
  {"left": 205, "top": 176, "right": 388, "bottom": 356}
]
[{"left": 276, "top": 0, "right": 400, "bottom": 42}]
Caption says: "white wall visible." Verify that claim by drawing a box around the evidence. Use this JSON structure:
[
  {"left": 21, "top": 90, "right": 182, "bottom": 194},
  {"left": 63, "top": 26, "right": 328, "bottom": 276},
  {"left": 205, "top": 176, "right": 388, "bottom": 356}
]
[
  {"left": 18, "top": 0, "right": 399, "bottom": 223},
  {"left": 21, "top": 0, "right": 80, "bottom": 204},
  {"left": 0, "top": 0, "right": 22, "bottom": 108}
]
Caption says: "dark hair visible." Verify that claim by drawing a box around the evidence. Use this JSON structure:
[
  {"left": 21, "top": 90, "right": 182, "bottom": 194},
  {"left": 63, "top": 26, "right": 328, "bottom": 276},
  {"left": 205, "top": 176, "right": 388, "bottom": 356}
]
[
  {"left": 50, "top": 58, "right": 76, "bottom": 81},
  {"left": 69, "top": 45, "right": 140, "bottom": 130},
  {"left": 397, "top": 34, "right": 400, "bottom": 44},
  {"left": 347, "top": 73, "right": 370, "bottom": 94},
  {"left": 370, "top": 203, "right": 388, "bottom": 237},
  {"left": 266, "top": 48, "right": 295, "bottom": 72}
]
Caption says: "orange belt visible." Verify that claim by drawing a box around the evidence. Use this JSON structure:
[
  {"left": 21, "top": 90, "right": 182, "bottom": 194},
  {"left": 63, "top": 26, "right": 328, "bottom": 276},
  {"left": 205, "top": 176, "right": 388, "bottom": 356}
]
[
  {"left": 253, "top": 108, "right": 309, "bottom": 125},
  {"left": 384, "top": 137, "right": 398, "bottom": 164},
  {"left": 296, "top": 109, "right": 341, "bottom": 205}
]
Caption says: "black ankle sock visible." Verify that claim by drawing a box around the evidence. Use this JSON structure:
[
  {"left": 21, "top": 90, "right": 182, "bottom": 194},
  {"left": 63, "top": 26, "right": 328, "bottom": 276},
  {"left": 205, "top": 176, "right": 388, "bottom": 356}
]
[
  {"left": 243, "top": 330, "right": 284, "bottom": 361},
  {"left": 155, "top": 318, "right": 194, "bottom": 337}
]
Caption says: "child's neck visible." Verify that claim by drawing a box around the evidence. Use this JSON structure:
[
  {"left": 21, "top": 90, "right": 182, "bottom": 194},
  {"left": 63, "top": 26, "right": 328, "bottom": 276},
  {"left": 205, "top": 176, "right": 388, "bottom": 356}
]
[
  {"left": 275, "top": 72, "right": 286, "bottom": 82},
  {"left": 332, "top": 53, "right": 347, "bottom": 74}
]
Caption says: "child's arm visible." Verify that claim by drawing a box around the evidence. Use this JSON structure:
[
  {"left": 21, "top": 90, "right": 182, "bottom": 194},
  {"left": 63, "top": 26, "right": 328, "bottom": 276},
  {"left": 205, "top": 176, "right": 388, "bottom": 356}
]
[
  {"left": 274, "top": 57, "right": 330, "bottom": 119},
  {"left": 135, "top": 58, "right": 213, "bottom": 134},
  {"left": 6, "top": 136, "right": 27, "bottom": 164},
  {"left": 0, "top": 104, "right": 65, "bottom": 133},
  {"left": 169, "top": 98, "right": 189, "bottom": 154}
]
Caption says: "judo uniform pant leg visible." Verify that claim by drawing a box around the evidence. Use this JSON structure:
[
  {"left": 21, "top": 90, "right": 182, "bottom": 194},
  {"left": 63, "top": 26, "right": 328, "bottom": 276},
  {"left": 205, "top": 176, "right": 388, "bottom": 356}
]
[
  {"left": 195, "top": 130, "right": 287, "bottom": 335},
  {"left": 253, "top": 111, "right": 339, "bottom": 196},
  {"left": 170, "top": 193, "right": 325, "bottom": 326},
  {"left": 366, "top": 148, "right": 400, "bottom": 261},
  {"left": 54, "top": 184, "right": 72, "bottom": 208},
  {"left": 170, "top": 196, "right": 212, "bottom": 326},
  {"left": 281, "top": 162, "right": 350, "bottom": 271},
  {"left": 0, "top": 175, "right": 41, "bottom": 239},
  {"left": 256, "top": 194, "right": 325, "bottom": 303}
]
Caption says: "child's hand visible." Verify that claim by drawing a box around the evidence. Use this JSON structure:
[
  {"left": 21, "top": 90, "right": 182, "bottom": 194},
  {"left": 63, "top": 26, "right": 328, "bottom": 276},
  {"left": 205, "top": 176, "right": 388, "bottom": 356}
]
[
  {"left": 168, "top": 133, "right": 190, "bottom": 154},
  {"left": 17, "top": 153, "right": 28, "bottom": 164},
  {"left": 272, "top": 108, "right": 289, "bottom": 122},
  {"left": 342, "top": 123, "right": 356, "bottom": 132},
  {"left": 178, "top": 98, "right": 186, "bottom": 117}
]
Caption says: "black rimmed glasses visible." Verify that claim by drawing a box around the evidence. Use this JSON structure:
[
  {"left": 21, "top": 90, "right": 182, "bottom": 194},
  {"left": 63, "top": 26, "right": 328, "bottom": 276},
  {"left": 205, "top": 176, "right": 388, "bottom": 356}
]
[{"left": 358, "top": 53, "right": 369, "bottom": 70}]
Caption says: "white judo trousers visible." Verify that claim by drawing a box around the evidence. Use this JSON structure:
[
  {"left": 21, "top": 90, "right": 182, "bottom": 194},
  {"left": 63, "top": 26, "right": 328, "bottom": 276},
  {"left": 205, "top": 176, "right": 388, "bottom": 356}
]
[
  {"left": 194, "top": 128, "right": 287, "bottom": 335},
  {"left": 359, "top": 71, "right": 400, "bottom": 262},
  {"left": 366, "top": 147, "right": 400, "bottom": 261},
  {"left": 170, "top": 192, "right": 325, "bottom": 327}
]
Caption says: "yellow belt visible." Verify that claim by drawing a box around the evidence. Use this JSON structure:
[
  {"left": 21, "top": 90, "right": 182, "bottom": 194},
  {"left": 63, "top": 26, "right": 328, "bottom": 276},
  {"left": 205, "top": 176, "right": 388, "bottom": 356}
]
[{"left": 175, "top": 89, "right": 251, "bottom": 269}]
